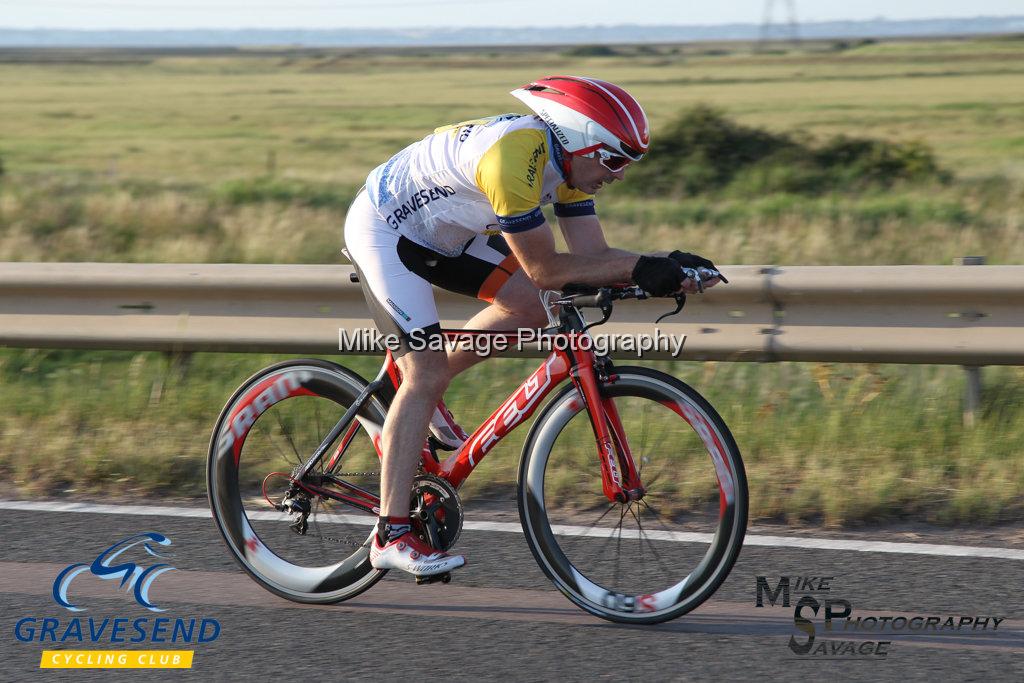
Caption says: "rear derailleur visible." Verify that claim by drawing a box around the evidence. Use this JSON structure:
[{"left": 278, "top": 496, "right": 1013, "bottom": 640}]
[{"left": 276, "top": 492, "right": 312, "bottom": 536}]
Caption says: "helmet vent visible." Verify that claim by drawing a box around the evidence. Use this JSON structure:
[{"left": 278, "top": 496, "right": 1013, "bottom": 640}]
[
  {"left": 526, "top": 84, "right": 565, "bottom": 96},
  {"left": 619, "top": 142, "right": 643, "bottom": 160}
]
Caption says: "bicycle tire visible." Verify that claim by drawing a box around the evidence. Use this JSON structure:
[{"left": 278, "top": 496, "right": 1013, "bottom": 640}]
[
  {"left": 517, "top": 366, "right": 747, "bottom": 624},
  {"left": 207, "top": 358, "right": 391, "bottom": 604}
]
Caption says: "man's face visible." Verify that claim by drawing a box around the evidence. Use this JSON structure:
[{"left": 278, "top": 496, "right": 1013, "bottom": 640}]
[{"left": 566, "top": 152, "right": 629, "bottom": 194}]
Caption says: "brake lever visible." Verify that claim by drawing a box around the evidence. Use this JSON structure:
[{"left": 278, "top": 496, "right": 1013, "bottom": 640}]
[
  {"left": 680, "top": 267, "right": 705, "bottom": 294},
  {"left": 697, "top": 266, "right": 729, "bottom": 285},
  {"left": 653, "top": 265, "right": 728, "bottom": 323},
  {"left": 655, "top": 292, "right": 687, "bottom": 323}
]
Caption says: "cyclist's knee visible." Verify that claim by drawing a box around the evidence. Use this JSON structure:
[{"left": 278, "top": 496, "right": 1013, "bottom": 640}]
[
  {"left": 397, "top": 349, "right": 450, "bottom": 395},
  {"left": 501, "top": 297, "right": 548, "bottom": 328},
  {"left": 493, "top": 271, "right": 548, "bottom": 326}
]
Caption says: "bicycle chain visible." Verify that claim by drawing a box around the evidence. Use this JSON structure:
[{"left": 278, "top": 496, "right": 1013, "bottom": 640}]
[
  {"left": 296, "top": 473, "right": 385, "bottom": 548},
  {"left": 285, "top": 467, "right": 447, "bottom": 547},
  {"left": 305, "top": 531, "right": 364, "bottom": 546}
]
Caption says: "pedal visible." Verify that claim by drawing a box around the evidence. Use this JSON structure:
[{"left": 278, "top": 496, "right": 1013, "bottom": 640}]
[{"left": 414, "top": 572, "right": 452, "bottom": 586}]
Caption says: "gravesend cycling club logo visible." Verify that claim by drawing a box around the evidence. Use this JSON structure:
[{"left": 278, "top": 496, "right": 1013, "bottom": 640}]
[
  {"left": 755, "top": 574, "right": 1005, "bottom": 659},
  {"left": 13, "top": 531, "right": 222, "bottom": 670},
  {"left": 53, "top": 532, "right": 175, "bottom": 612}
]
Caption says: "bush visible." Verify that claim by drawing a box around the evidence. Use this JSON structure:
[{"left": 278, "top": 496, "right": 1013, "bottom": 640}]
[
  {"left": 621, "top": 104, "right": 949, "bottom": 197},
  {"left": 621, "top": 105, "right": 798, "bottom": 196},
  {"left": 561, "top": 45, "right": 619, "bottom": 57},
  {"left": 813, "top": 136, "right": 948, "bottom": 187},
  {"left": 829, "top": 38, "right": 877, "bottom": 52}
]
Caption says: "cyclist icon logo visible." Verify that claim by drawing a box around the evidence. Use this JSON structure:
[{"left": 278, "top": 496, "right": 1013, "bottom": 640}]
[{"left": 52, "top": 532, "right": 176, "bottom": 613}]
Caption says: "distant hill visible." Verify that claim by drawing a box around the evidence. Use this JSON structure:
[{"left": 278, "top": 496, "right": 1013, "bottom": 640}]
[{"left": 1, "top": 16, "right": 1023, "bottom": 48}]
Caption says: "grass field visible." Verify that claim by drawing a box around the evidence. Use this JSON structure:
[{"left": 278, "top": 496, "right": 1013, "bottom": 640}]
[
  {"left": 1, "top": 39, "right": 1023, "bottom": 265},
  {"left": 0, "top": 38, "right": 1022, "bottom": 524},
  {"left": 3, "top": 39, "right": 1023, "bottom": 183}
]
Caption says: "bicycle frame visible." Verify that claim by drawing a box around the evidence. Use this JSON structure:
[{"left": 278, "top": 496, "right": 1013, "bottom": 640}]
[
  {"left": 420, "top": 333, "right": 641, "bottom": 500},
  {"left": 292, "top": 322, "right": 645, "bottom": 513}
]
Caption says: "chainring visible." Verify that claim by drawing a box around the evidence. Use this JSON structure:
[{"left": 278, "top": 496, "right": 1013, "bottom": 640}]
[{"left": 410, "top": 474, "right": 463, "bottom": 551}]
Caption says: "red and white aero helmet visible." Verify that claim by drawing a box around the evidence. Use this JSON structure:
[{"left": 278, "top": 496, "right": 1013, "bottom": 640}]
[{"left": 510, "top": 75, "right": 649, "bottom": 161}]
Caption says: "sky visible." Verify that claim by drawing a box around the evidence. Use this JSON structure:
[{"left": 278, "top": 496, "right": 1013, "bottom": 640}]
[{"left": 0, "top": 0, "right": 1022, "bottom": 30}]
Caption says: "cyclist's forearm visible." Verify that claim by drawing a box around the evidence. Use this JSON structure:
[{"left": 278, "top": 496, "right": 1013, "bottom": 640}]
[
  {"left": 523, "top": 251, "right": 638, "bottom": 289},
  {"left": 589, "top": 246, "right": 639, "bottom": 261}
]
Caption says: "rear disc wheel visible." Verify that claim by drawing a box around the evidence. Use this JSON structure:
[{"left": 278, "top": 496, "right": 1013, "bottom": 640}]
[{"left": 207, "top": 359, "right": 390, "bottom": 604}]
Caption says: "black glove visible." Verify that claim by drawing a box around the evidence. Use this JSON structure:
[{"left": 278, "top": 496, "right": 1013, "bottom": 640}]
[
  {"left": 668, "top": 251, "right": 728, "bottom": 283},
  {"left": 631, "top": 256, "right": 683, "bottom": 297}
]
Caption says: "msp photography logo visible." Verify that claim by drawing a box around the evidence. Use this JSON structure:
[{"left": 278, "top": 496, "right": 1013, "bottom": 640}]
[
  {"left": 755, "top": 575, "right": 1005, "bottom": 659},
  {"left": 13, "top": 531, "right": 222, "bottom": 670}
]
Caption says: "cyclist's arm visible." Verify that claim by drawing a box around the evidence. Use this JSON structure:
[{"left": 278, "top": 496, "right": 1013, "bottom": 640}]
[
  {"left": 556, "top": 213, "right": 723, "bottom": 293},
  {"left": 557, "top": 213, "right": 638, "bottom": 260},
  {"left": 503, "top": 220, "right": 638, "bottom": 290},
  {"left": 558, "top": 214, "right": 696, "bottom": 262}
]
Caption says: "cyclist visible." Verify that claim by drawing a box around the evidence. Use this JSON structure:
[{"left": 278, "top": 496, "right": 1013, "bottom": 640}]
[{"left": 343, "top": 75, "right": 723, "bottom": 579}]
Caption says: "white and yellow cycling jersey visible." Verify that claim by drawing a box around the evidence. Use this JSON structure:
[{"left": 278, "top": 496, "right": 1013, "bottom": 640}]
[{"left": 365, "top": 114, "right": 595, "bottom": 256}]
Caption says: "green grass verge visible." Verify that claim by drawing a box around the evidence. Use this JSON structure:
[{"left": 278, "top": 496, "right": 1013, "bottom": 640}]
[{"left": 1, "top": 348, "right": 1021, "bottom": 526}]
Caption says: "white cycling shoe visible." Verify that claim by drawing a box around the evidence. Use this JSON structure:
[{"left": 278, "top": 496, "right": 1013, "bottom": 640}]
[
  {"left": 428, "top": 401, "right": 469, "bottom": 451},
  {"left": 369, "top": 531, "right": 466, "bottom": 577}
]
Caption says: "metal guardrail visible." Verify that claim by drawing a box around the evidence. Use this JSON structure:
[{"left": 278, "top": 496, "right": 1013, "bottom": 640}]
[{"left": 0, "top": 262, "right": 1022, "bottom": 364}]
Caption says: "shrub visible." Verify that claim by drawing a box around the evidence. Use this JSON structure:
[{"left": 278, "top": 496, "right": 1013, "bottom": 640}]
[
  {"left": 813, "top": 136, "right": 949, "bottom": 187},
  {"left": 621, "top": 104, "right": 949, "bottom": 197},
  {"left": 561, "top": 45, "right": 619, "bottom": 58},
  {"left": 621, "top": 105, "right": 798, "bottom": 195}
]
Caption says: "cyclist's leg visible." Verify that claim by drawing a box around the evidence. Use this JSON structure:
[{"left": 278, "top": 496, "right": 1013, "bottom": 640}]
[
  {"left": 343, "top": 191, "right": 464, "bottom": 572},
  {"left": 409, "top": 233, "right": 549, "bottom": 377},
  {"left": 373, "top": 351, "right": 466, "bottom": 574},
  {"left": 380, "top": 349, "right": 447, "bottom": 515},
  {"left": 449, "top": 268, "right": 547, "bottom": 375}
]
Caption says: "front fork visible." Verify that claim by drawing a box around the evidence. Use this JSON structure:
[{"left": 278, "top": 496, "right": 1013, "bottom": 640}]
[{"left": 569, "top": 348, "right": 644, "bottom": 503}]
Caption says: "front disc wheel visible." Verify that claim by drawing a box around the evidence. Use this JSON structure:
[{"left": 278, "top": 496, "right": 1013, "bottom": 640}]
[{"left": 518, "top": 367, "right": 747, "bottom": 624}]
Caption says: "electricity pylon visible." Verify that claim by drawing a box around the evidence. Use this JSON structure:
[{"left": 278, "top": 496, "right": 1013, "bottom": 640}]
[{"left": 759, "top": 0, "right": 800, "bottom": 48}]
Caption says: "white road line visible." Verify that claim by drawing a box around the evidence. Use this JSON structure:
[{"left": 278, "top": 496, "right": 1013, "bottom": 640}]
[{"left": 3, "top": 499, "right": 1023, "bottom": 560}]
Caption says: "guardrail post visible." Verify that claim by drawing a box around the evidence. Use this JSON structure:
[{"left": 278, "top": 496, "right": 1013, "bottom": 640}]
[
  {"left": 954, "top": 256, "right": 985, "bottom": 427},
  {"left": 149, "top": 351, "right": 193, "bottom": 407},
  {"left": 963, "top": 366, "right": 982, "bottom": 428}
]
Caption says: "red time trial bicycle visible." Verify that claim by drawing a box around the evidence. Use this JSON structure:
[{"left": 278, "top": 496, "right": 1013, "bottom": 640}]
[{"left": 207, "top": 276, "right": 747, "bottom": 624}]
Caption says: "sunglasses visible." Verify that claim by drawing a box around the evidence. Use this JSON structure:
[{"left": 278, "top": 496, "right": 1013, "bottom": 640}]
[{"left": 594, "top": 146, "right": 642, "bottom": 173}]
